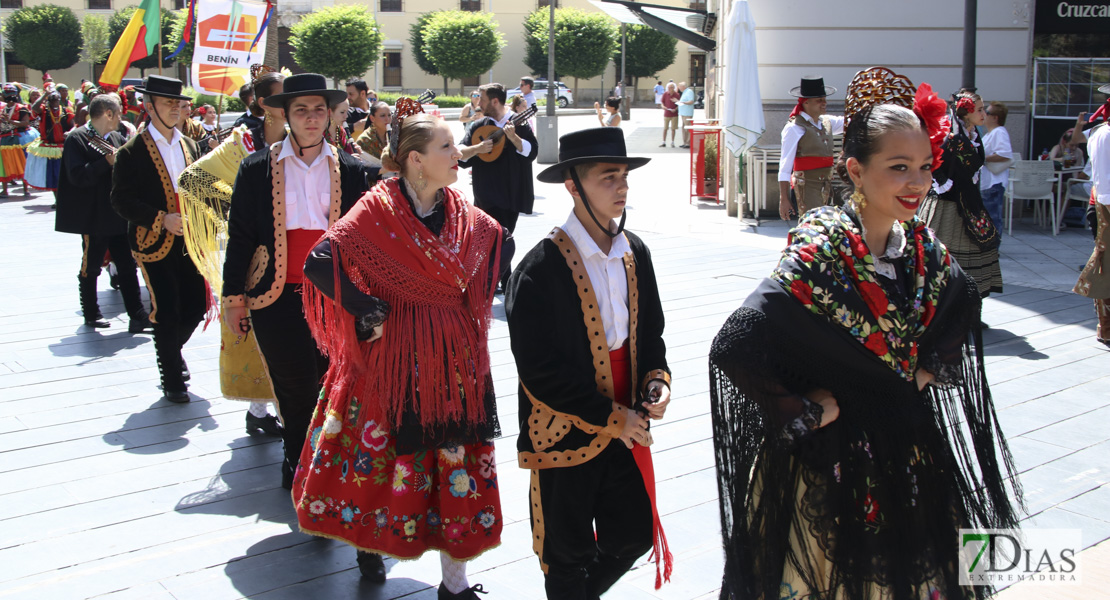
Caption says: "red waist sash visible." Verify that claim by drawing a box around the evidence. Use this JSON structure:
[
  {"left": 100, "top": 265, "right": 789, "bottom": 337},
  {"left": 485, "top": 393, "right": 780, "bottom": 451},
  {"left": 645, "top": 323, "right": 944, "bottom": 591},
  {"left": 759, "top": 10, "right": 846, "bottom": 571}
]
[
  {"left": 286, "top": 229, "right": 326, "bottom": 284},
  {"left": 610, "top": 343, "right": 673, "bottom": 588},
  {"left": 793, "top": 155, "right": 834, "bottom": 171}
]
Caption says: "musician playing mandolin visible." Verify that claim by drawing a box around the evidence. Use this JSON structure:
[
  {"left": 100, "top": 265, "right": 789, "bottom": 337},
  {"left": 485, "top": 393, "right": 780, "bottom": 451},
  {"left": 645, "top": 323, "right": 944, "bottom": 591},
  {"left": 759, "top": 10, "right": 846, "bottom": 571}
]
[{"left": 459, "top": 82, "right": 538, "bottom": 292}]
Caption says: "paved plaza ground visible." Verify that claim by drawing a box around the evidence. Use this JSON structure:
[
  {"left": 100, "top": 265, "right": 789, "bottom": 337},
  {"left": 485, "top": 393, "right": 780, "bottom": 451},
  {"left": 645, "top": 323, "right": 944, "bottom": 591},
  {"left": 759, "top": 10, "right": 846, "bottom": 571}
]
[{"left": 1, "top": 109, "right": 1107, "bottom": 599}]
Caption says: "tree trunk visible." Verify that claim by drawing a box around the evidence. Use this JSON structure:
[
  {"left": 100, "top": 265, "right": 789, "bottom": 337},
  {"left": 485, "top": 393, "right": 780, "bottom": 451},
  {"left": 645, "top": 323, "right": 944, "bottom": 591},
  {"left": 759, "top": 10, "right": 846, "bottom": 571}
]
[
  {"left": 443, "top": 77, "right": 449, "bottom": 96},
  {"left": 460, "top": 81, "right": 465, "bottom": 96},
  {"left": 264, "top": 16, "right": 279, "bottom": 69},
  {"left": 632, "top": 76, "right": 639, "bottom": 107},
  {"left": 573, "top": 76, "right": 579, "bottom": 108}
]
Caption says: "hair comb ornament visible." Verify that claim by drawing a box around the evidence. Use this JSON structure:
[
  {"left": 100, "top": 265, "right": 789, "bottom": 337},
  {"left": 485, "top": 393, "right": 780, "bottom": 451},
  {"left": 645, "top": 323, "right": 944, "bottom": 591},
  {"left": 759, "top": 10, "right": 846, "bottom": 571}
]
[
  {"left": 250, "top": 64, "right": 277, "bottom": 84},
  {"left": 387, "top": 90, "right": 437, "bottom": 156},
  {"left": 844, "top": 67, "right": 916, "bottom": 126},
  {"left": 955, "top": 96, "right": 976, "bottom": 114},
  {"left": 845, "top": 67, "right": 949, "bottom": 171}
]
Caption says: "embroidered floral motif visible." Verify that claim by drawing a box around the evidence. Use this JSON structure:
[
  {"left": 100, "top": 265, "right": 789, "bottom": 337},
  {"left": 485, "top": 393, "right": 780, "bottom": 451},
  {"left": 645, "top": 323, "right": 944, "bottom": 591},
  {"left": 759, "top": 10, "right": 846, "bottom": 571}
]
[{"left": 772, "top": 207, "right": 950, "bottom": 381}]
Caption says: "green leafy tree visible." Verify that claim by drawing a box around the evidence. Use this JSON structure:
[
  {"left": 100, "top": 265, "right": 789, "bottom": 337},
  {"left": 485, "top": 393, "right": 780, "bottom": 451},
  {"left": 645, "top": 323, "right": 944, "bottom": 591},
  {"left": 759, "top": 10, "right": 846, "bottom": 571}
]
[
  {"left": 4, "top": 5, "right": 82, "bottom": 73},
  {"left": 80, "top": 14, "right": 112, "bottom": 79},
  {"left": 421, "top": 11, "right": 505, "bottom": 96},
  {"left": 290, "top": 5, "right": 383, "bottom": 87},
  {"left": 523, "top": 8, "right": 618, "bottom": 107},
  {"left": 168, "top": 9, "right": 196, "bottom": 66},
  {"left": 108, "top": 6, "right": 176, "bottom": 73},
  {"left": 613, "top": 25, "right": 677, "bottom": 102},
  {"left": 410, "top": 11, "right": 449, "bottom": 94}
]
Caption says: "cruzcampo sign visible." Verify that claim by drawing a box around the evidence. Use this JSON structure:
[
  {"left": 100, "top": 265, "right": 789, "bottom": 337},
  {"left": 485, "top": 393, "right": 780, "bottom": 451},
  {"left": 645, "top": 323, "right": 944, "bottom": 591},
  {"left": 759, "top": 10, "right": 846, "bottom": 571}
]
[{"left": 1036, "top": 0, "right": 1110, "bottom": 34}]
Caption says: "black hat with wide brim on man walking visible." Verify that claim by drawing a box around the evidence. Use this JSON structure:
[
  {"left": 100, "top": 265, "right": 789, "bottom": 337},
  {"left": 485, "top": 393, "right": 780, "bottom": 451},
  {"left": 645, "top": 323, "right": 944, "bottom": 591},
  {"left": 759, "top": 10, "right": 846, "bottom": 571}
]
[
  {"left": 262, "top": 73, "right": 346, "bottom": 108},
  {"left": 133, "top": 75, "right": 192, "bottom": 101}
]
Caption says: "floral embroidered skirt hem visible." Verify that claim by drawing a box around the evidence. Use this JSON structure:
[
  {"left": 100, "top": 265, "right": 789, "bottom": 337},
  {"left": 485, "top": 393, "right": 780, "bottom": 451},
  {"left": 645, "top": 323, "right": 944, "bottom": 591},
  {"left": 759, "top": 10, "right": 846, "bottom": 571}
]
[{"left": 293, "top": 393, "right": 502, "bottom": 561}]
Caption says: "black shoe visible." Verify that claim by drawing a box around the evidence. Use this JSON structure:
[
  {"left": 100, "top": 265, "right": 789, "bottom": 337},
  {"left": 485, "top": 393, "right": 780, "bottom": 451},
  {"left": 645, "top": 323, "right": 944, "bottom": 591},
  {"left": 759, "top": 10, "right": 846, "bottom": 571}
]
[
  {"left": 84, "top": 317, "right": 111, "bottom": 328},
  {"left": 128, "top": 313, "right": 153, "bottom": 333},
  {"left": 181, "top": 360, "right": 190, "bottom": 382},
  {"left": 281, "top": 458, "right": 295, "bottom": 490},
  {"left": 438, "top": 583, "right": 487, "bottom": 599},
  {"left": 246, "top": 413, "right": 283, "bottom": 436},
  {"left": 356, "top": 551, "right": 387, "bottom": 584},
  {"left": 163, "top": 389, "right": 190, "bottom": 403}
]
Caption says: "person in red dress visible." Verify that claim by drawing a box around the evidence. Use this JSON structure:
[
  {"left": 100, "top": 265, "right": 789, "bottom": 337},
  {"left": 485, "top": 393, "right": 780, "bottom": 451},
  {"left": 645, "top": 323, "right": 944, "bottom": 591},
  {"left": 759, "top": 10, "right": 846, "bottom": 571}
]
[{"left": 295, "top": 98, "right": 510, "bottom": 599}]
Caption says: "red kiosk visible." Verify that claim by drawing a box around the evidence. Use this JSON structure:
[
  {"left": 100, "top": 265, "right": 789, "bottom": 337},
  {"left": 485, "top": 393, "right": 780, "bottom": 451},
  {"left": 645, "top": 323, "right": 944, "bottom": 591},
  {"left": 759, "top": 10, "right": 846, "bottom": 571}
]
[{"left": 687, "top": 120, "right": 722, "bottom": 204}]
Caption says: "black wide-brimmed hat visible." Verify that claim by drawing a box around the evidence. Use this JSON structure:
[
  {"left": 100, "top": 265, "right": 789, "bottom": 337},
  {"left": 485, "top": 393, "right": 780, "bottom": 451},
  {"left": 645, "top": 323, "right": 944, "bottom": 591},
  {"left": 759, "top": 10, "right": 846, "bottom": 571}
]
[
  {"left": 133, "top": 75, "right": 192, "bottom": 101},
  {"left": 789, "top": 76, "right": 836, "bottom": 98},
  {"left": 537, "top": 127, "right": 651, "bottom": 184},
  {"left": 262, "top": 73, "right": 346, "bottom": 108}
]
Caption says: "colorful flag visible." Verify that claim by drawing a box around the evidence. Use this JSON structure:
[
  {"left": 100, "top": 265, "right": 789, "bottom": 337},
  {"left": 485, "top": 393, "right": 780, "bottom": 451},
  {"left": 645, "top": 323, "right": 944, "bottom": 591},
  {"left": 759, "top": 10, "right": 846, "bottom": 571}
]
[{"left": 99, "top": 0, "right": 161, "bottom": 90}]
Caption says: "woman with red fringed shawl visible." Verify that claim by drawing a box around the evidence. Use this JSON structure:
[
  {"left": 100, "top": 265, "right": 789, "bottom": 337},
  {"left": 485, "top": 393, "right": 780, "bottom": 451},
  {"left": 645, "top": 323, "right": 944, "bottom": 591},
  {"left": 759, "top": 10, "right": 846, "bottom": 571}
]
[{"left": 294, "top": 98, "right": 512, "bottom": 600}]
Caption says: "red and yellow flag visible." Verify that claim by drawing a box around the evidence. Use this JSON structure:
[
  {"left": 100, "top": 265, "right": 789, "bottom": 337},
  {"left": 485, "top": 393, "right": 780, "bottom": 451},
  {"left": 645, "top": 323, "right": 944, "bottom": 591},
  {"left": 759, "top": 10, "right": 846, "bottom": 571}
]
[{"left": 99, "top": 0, "right": 161, "bottom": 90}]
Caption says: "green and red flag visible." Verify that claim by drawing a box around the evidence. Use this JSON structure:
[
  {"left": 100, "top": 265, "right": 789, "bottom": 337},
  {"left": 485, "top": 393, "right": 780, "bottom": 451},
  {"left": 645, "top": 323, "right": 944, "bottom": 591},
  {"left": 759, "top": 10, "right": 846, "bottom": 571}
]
[{"left": 99, "top": 0, "right": 161, "bottom": 91}]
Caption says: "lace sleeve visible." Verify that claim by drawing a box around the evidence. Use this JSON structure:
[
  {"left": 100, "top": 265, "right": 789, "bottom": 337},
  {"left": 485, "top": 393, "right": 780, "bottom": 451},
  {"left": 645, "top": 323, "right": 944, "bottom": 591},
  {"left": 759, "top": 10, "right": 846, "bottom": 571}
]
[{"left": 781, "top": 396, "right": 824, "bottom": 441}]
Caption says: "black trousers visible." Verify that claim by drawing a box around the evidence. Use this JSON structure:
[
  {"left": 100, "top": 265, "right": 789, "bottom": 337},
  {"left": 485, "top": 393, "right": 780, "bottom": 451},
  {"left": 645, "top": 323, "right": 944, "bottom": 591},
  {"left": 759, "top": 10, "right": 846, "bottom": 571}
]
[
  {"left": 250, "top": 285, "right": 328, "bottom": 471},
  {"left": 139, "top": 238, "right": 207, "bottom": 392},
  {"left": 80, "top": 233, "right": 146, "bottom": 318},
  {"left": 475, "top": 203, "right": 519, "bottom": 286},
  {"left": 533, "top": 442, "right": 654, "bottom": 600}
]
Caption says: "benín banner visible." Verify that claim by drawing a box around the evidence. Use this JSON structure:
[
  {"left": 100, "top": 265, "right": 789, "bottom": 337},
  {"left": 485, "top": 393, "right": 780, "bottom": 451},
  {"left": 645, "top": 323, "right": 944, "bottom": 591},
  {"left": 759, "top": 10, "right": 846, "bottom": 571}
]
[
  {"left": 1035, "top": 0, "right": 1110, "bottom": 34},
  {"left": 191, "top": 0, "right": 270, "bottom": 96}
]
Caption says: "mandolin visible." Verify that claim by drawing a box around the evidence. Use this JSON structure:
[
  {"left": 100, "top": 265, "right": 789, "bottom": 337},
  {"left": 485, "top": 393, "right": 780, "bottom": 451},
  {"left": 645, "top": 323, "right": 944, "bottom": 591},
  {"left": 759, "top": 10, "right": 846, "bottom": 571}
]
[
  {"left": 86, "top": 134, "right": 118, "bottom": 157},
  {"left": 468, "top": 104, "right": 538, "bottom": 163}
]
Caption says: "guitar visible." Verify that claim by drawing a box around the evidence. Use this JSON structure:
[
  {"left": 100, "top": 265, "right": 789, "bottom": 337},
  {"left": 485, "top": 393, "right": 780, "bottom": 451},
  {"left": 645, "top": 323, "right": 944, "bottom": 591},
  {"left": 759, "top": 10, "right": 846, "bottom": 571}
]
[{"left": 469, "top": 104, "right": 538, "bottom": 163}]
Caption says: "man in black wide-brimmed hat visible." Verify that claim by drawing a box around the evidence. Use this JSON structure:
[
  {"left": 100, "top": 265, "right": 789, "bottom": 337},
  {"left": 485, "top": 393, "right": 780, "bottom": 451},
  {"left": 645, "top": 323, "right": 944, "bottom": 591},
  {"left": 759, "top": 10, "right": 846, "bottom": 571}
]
[
  {"left": 506, "top": 127, "right": 674, "bottom": 599},
  {"left": 111, "top": 75, "right": 204, "bottom": 403},
  {"left": 220, "top": 72, "right": 383, "bottom": 579},
  {"left": 778, "top": 75, "right": 844, "bottom": 220}
]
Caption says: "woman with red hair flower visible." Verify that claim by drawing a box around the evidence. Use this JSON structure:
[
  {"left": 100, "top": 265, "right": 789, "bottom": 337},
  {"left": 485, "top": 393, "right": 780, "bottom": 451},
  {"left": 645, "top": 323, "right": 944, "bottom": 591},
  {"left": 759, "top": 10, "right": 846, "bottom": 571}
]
[
  {"left": 919, "top": 89, "right": 1003, "bottom": 305},
  {"left": 710, "top": 68, "right": 1021, "bottom": 600}
]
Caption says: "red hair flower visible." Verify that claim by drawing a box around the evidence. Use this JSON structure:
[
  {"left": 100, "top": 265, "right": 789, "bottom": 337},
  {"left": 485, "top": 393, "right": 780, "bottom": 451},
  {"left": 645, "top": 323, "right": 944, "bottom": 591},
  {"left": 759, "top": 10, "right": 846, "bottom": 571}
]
[{"left": 913, "top": 83, "right": 950, "bottom": 171}]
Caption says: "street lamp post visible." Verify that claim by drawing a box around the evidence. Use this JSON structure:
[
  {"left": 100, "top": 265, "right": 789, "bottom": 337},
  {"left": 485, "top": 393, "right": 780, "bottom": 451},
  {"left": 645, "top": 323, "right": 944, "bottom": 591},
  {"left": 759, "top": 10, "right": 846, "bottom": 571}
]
[
  {"left": 538, "top": 0, "right": 559, "bottom": 163},
  {"left": 962, "top": 0, "right": 977, "bottom": 90}
]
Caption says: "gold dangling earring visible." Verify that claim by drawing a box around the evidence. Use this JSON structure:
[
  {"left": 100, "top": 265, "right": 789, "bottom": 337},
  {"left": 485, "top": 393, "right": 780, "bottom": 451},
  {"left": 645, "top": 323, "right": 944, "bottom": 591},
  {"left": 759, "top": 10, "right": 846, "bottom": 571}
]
[
  {"left": 415, "top": 168, "right": 427, "bottom": 193},
  {"left": 265, "top": 111, "right": 273, "bottom": 126},
  {"left": 851, "top": 188, "right": 867, "bottom": 209}
]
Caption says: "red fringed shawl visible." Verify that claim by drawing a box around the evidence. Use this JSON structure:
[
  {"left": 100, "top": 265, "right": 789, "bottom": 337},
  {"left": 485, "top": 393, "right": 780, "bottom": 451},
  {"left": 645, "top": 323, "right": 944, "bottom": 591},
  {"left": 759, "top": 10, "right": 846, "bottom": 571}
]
[{"left": 303, "top": 179, "right": 502, "bottom": 430}]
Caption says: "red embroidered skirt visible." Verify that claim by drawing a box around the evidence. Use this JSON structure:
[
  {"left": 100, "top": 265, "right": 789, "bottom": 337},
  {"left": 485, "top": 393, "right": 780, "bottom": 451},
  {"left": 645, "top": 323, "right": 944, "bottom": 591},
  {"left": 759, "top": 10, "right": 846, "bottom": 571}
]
[{"left": 292, "top": 390, "right": 502, "bottom": 561}]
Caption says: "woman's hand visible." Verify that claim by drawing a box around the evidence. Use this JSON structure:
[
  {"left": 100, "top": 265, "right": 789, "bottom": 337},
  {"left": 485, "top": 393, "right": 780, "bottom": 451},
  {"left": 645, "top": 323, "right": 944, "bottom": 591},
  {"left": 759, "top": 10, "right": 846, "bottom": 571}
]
[
  {"left": 808, "top": 388, "right": 839, "bottom": 427},
  {"left": 915, "top": 369, "right": 935, "bottom": 391}
]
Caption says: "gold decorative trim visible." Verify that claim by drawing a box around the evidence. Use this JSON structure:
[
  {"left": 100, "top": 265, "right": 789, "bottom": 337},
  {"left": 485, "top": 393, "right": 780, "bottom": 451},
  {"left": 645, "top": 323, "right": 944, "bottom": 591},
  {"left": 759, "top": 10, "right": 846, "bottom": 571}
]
[
  {"left": 248, "top": 142, "right": 288, "bottom": 310},
  {"left": 136, "top": 258, "right": 159, "bottom": 324},
  {"left": 134, "top": 131, "right": 194, "bottom": 262},
  {"left": 222, "top": 294, "right": 246, "bottom": 308},
  {"left": 80, "top": 235, "right": 90, "bottom": 278},
  {"left": 641, "top": 369, "right": 671, "bottom": 393},
  {"left": 529, "top": 470, "right": 549, "bottom": 575},
  {"left": 246, "top": 244, "right": 270, "bottom": 293}
]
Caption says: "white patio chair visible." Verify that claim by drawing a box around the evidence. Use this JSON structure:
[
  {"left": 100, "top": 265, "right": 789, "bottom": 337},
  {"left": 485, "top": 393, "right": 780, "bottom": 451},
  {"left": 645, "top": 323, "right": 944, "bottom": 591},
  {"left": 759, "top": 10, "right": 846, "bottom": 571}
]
[{"left": 1006, "top": 160, "right": 1057, "bottom": 236}]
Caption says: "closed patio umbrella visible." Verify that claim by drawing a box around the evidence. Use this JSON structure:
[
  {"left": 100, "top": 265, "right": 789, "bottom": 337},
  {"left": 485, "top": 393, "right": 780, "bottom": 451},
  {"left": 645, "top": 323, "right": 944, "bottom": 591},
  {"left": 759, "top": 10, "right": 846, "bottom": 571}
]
[{"left": 722, "top": 0, "right": 763, "bottom": 156}]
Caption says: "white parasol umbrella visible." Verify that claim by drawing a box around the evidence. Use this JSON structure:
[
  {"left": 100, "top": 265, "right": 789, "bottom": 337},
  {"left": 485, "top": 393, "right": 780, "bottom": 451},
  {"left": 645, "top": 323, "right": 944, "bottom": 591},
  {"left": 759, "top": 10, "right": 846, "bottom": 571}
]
[{"left": 722, "top": 0, "right": 764, "bottom": 156}]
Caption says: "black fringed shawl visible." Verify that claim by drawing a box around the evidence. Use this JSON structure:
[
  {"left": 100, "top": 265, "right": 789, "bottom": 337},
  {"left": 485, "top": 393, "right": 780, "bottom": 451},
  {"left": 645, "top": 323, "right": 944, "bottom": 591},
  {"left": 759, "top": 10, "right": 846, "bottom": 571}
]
[{"left": 709, "top": 207, "right": 1022, "bottom": 600}]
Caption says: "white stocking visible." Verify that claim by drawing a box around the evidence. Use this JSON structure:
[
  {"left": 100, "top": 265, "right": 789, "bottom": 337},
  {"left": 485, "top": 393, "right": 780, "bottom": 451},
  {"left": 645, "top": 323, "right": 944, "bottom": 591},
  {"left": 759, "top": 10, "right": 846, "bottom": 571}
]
[
  {"left": 247, "top": 401, "right": 270, "bottom": 418},
  {"left": 440, "top": 551, "right": 470, "bottom": 594}
]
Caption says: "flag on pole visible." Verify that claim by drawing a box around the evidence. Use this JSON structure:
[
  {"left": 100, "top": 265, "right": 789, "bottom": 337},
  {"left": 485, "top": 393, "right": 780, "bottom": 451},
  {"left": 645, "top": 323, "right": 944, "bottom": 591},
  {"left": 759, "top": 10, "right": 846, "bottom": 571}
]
[{"left": 99, "top": 0, "right": 161, "bottom": 91}]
